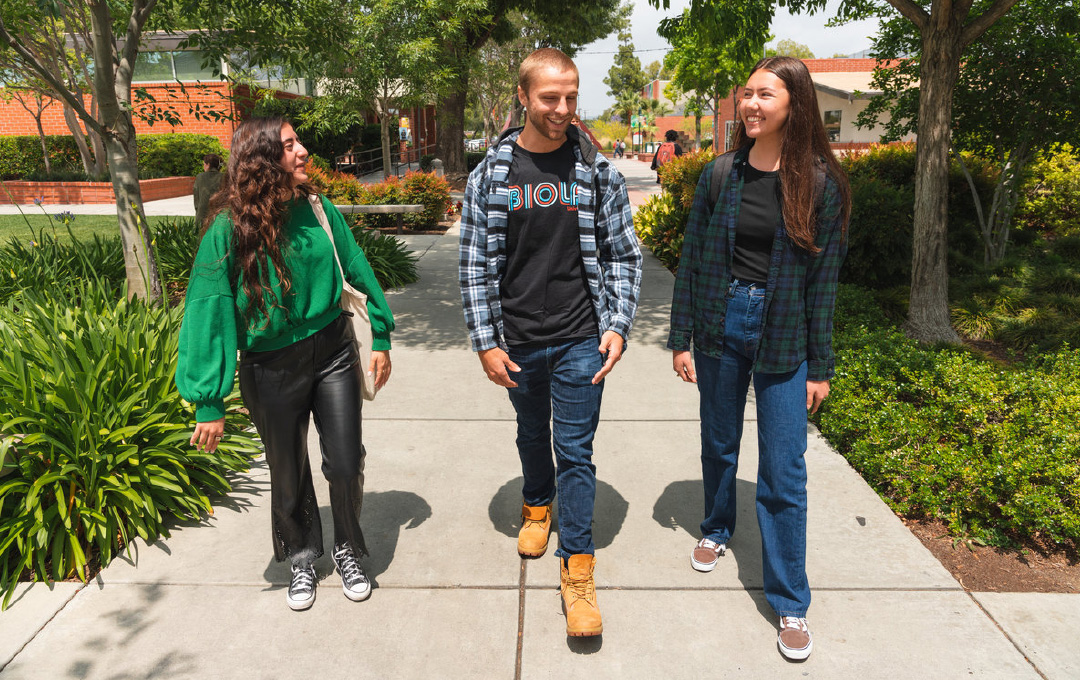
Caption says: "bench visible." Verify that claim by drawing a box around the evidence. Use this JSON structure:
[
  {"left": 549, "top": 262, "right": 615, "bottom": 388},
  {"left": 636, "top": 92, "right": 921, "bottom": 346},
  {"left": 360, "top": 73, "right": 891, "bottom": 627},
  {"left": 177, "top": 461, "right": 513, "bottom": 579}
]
[{"left": 335, "top": 204, "right": 427, "bottom": 235}]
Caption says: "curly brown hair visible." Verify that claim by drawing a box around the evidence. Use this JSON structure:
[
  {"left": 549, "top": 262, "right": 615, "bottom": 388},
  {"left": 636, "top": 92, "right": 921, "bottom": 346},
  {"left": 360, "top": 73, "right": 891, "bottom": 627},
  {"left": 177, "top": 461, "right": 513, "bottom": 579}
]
[
  {"left": 204, "top": 116, "right": 311, "bottom": 328},
  {"left": 730, "top": 56, "right": 851, "bottom": 253}
]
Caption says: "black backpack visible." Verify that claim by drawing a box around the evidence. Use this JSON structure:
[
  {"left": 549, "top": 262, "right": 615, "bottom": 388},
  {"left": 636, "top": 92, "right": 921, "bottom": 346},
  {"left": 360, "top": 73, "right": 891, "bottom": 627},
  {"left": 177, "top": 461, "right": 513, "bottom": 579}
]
[{"left": 708, "top": 152, "right": 826, "bottom": 211}]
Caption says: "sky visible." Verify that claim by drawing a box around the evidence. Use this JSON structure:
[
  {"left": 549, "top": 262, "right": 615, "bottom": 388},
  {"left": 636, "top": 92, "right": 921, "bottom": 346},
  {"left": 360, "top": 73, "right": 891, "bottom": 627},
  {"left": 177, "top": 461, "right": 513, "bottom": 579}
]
[{"left": 573, "top": 0, "right": 882, "bottom": 119}]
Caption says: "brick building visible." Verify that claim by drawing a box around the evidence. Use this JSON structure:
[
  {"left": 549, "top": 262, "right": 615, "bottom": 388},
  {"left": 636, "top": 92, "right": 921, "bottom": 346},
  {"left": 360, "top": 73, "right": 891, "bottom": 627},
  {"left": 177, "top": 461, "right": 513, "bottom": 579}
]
[
  {"left": 0, "top": 31, "right": 436, "bottom": 158},
  {"left": 640, "top": 58, "right": 913, "bottom": 153}
]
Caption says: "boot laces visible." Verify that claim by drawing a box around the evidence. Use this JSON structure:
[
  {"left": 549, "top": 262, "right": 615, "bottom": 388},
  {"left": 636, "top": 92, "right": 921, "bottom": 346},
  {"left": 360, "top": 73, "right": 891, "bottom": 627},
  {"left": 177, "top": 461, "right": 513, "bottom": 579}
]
[{"left": 333, "top": 545, "right": 364, "bottom": 584}]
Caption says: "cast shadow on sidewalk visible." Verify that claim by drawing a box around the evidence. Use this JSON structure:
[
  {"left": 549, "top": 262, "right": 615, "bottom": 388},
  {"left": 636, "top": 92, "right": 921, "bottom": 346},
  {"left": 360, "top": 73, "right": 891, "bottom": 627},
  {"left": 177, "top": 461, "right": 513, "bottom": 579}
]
[
  {"left": 262, "top": 489, "right": 431, "bottom": 589},
  {"left": 487, "top": 476, "right": 628, "bottom": 550},
  {"left": 653, "top": 479, "right": 775, "bottom": 625}
]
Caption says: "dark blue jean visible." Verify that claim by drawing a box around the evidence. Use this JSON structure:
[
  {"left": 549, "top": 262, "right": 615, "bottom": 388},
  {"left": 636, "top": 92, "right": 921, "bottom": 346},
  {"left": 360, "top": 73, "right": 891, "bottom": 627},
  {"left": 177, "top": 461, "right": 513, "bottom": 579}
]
[
  {"left": 695, "top": 280, "right": 810, "bottom": 617},
  {"left": 506, "top": 336, "right": 604, "bottom": 559}
]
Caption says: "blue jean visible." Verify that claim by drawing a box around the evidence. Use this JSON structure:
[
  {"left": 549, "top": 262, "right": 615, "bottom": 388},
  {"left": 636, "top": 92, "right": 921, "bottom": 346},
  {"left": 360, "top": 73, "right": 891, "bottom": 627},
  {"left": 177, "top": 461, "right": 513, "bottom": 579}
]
[
  {"left": 506, "top": 336, "right": 604, "bottom": 559},
  {"left": 695, "top": 280, "right": 810, "bottom": 617}
]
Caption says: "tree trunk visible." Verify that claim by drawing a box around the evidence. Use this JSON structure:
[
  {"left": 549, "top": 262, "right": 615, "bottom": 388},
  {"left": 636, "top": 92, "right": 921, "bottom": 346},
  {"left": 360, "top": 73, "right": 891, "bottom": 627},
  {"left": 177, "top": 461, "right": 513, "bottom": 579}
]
[
  {"left": 694, "top": 112, "right": 702, "bottom": 152},
  {"left": 105, "top": 126, "right": 161, "bottom": 303},
  {"left": 906, "top": 27, "right": 963, "bottom": 345},
  {"left": 379, "top": 108, "right": 392, "bottom": 179},
  {"left": 28, "top": 107, "right": 52, "bottom": 176},
  {"left": 62, "top": 103, "right": 97, "bottom": 178},
  {"left": 436, "top": 69, "right": 468, "bottom": 176}
]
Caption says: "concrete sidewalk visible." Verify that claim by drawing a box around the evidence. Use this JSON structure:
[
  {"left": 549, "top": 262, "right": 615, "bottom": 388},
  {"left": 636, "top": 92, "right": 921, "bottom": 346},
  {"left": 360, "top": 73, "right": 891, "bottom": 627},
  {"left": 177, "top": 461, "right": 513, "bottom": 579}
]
[{"left": 1, "top": 157, "right": 1074, "bottom": 679}]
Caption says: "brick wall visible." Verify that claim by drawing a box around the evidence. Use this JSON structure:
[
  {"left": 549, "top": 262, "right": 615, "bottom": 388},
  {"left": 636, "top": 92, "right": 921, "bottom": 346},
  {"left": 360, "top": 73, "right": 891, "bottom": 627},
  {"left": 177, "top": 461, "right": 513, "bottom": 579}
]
[{"left": 0, "top": 177, "right": 195, "bottom": 204}]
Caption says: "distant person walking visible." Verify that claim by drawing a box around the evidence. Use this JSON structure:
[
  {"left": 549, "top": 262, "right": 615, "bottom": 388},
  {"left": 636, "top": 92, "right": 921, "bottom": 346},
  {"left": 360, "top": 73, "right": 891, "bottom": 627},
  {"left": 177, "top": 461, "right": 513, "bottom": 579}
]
[
  {"left": 667, "top": 56, "right": 850, "bottom": 661},
  {"left": 193, "top": 153, "right": 223, "bottom": 226},
  {"left": 460, "top": 47, "right": 641, "bottom": 637},
  {"left": 650, "top": 129, "right": 683, "bottom": 184},
  {"left": 176, "top": 116, "right": 395, "bottom": 612}
]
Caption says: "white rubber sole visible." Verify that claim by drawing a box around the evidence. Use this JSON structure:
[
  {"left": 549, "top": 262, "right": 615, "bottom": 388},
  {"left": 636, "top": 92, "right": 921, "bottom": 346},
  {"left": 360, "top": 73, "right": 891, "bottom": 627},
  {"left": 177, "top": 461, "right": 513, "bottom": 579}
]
[
  {"left": 286, "top": 591, "right": 315, "bottom": 611},
  {"left": 778, "top": 635, "right": 813, "bottom": 661},
  {"left": 690, "top": 556, "right": 718, "bottom": 572},
  {"left": 342, "top": 581, "right": 372, "bottom": 602}
]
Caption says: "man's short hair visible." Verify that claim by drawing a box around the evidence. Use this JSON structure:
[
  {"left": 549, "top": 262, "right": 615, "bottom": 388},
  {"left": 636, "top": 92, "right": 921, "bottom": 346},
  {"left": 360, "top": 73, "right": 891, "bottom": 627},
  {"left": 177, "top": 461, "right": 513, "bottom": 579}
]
[
  {"left": 664, "top": 129, "right": 678, "bottom": 142},
  {"left": 203, "top": 153, "right": 222, "bottom": 170},
  {"left": 518, "top": 48, "right": 578, "bottom": 94}
]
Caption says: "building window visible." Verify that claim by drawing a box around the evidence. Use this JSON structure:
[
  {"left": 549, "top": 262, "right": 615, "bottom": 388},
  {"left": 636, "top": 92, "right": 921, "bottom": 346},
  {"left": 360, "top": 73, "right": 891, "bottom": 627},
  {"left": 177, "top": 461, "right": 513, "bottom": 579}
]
[
  {"left": 824, "top": 110, "right": 842, "bottom": 142},
  {"left": 133, "top": 51, "right": 218, "bottom": 82},
  {"left": 724, "top": 120, "right": 736, "bottom": 151}
]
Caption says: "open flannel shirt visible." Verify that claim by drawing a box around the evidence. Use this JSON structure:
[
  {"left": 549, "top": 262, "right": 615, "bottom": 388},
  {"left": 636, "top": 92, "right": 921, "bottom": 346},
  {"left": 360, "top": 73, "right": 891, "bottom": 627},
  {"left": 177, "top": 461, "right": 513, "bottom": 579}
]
[
  {"left": 667, "top": 148, "right": 848, "bottom": 381},
  {"left": 460, "top": 126, "right": 642, "bottom": 352}
]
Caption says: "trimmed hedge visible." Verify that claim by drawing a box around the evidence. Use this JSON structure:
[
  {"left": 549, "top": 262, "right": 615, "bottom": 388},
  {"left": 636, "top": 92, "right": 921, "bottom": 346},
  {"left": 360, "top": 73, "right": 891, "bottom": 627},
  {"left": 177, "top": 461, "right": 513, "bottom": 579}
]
[
  {"left": 816, "top": 285, "right": 1080, "bottom": 550},
  {"left": 0, "top": 134, "right": 227, "bottom": 181},
  {"left": 307, "top": 166, "right": 451, "bottom": 230}
]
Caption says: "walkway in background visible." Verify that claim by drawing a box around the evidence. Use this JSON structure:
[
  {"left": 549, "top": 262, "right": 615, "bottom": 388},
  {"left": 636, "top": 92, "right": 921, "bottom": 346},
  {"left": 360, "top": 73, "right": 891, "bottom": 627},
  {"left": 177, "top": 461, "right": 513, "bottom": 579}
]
[{"left": 0, "top": 154, "right": 1074, "bottom": 679}]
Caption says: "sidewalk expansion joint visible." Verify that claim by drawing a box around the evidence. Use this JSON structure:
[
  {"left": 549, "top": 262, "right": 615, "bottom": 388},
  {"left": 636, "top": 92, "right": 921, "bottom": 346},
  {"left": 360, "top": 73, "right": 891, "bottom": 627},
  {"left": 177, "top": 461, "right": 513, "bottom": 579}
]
[
  {"left": 0, "top": 582, "right": 85, "bottom": 674},
  {"left": 966, "top": 591, "right": 1049, "bottom": 680},
  {"left": 515, "top": 559, "right": 526, "bottom": 680}
]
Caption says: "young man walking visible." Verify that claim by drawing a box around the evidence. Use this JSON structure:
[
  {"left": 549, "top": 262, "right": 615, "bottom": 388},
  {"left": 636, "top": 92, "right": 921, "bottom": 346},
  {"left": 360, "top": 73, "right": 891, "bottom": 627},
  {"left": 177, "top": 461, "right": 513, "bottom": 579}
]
[{"left": 459, "top": 48, "right": 641, "bottom": 637}]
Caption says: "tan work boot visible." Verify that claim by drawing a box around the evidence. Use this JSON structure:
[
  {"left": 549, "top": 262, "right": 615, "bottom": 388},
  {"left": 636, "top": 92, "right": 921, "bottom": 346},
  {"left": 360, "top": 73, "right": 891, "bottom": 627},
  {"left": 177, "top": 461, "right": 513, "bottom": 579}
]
[
  {"left": 560, "top": 554, "right": 603, "bottom": 636},
  {"left": 517, "top": 503, "right": 552, "bottom": 557}
]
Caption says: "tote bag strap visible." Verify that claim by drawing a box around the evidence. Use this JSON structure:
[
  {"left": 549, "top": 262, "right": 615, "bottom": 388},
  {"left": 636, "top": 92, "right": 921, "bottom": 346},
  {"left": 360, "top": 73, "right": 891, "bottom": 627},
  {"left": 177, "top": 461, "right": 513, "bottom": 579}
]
[{"left": 308, "top": 194, "right": 347, "bottom": 283}]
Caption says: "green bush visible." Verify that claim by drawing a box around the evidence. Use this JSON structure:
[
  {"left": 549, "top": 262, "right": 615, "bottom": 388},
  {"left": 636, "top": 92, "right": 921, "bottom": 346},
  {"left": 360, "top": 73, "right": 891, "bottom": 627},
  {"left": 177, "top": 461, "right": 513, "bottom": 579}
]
[
  {"left": 0, "top": 136, "right": 84, "bottom": 181},
  {"left": 0, "top": 227, "right": 125, "bottom": 304},
  {"left": 152, "top": 217, "right": 200, "bottom": 286},
  {"left": 0, "top": 286, "right": 259, "bottom": 608},
  {"left": 308, "top": 167, "right": 449, "bottom": 231},
  {"left": 400, "top": 171, "right": 451, "bottom": 228},
  {"left": 816, "top": 284, "right": 1080, "bottom": 550},
  {"left": 0, "top": 133, "right": 225, "bottom": 181},
  {"left": 839, "top": 144, "right": 995, "bottom": 288},
  {"left": 466, "top": 152, "right": 486, "bottom": 173},
  {"left": 657, "top": 149, "right": 714, "bottom": 211},
  {"left": 633, "top": 192, "right": 688, "bottom": 270},
  {"left": 345, "top": 224, "right": 420, "bottom": 290},
  {"left": 136, "top": 134, "right": 228, "bottom": 179},
  {"left": 1018, "top": 144, "right": 1080, "bottom": 236},
  {"left": 947, "top": 239, "right": 1080, "bottom": 353}
]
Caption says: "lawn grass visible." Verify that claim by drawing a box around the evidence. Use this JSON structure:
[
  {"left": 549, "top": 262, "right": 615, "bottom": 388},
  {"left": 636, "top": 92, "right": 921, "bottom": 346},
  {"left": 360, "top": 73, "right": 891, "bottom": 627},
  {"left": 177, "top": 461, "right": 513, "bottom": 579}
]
[{"left": 0, "top": 214, "right": 176, "bottom": 243}]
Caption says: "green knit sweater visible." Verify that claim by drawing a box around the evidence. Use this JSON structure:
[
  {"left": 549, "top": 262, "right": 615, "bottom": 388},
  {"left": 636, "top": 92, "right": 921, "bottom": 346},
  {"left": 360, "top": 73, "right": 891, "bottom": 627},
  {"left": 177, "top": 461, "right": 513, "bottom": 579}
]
[{"left": 176, "top": 195, "right": 395, "bottom": 422}]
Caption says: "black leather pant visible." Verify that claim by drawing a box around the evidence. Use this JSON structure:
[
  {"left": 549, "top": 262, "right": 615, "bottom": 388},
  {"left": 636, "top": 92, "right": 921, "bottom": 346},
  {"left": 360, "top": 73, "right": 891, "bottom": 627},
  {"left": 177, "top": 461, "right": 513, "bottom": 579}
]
[{"left": 239, "top": 314, "right": 367, "bottom": 564}]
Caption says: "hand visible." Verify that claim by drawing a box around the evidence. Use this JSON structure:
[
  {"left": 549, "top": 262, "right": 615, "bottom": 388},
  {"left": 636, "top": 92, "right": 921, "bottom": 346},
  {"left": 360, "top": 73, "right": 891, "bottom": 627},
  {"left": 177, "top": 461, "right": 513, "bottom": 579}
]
[
  {"left": 368, "top": 350, "right": 391, "bottom": 390},
  {"left": 592, "top": 330, "right": 625, "bottom": 384},
  {"left": 806, "top": 380, "right": 830, "bottom": 414},
  {"left": 478, "top": 347, "right": 520, "bottom": 388},
  {"left": 191, "top": 418, "right": 226, "bottom": 453},
  {"left": 672, "top": 350, "right": 696, "bottom": 383}
]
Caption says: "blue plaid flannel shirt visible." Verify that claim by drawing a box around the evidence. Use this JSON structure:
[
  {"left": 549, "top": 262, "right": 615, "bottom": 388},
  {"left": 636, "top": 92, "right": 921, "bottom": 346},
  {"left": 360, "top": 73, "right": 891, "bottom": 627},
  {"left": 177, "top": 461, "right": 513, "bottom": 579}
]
[
  {"left": 667, "top": 148, "right": 848, "bottom": 381},
  {"left": 460, "top": 126, "right": 642, "bottom": 352}
]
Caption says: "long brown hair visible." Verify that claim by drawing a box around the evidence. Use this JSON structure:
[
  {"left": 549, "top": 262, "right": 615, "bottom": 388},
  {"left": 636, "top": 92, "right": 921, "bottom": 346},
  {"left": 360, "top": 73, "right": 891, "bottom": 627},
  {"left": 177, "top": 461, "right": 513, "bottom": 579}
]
[
  {"left": 730, "top": 56, "right": 851, "bottom": 252},
  {"left": 204, "top": 116, "right": 311, "bottom": 327}
]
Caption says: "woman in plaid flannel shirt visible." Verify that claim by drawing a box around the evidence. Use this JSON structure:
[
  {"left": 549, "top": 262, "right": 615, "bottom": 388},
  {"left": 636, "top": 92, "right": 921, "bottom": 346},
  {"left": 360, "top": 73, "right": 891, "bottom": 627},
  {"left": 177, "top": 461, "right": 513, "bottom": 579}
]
[{"left": 667, "top": 57, "right": 851, "bottom": 662}]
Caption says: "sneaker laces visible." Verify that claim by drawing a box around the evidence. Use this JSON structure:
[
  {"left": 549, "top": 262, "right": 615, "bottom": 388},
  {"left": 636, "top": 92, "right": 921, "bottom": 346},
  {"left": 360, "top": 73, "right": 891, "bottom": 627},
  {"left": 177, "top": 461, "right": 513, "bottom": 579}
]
[
  {"left": 333, "top": 545, "right": 365, "bottom": 584},
  {"left": 290, "top": 565, "right": 315, "bottom": 592},
  {"left": 780, "top": 616, "right": 808, "bottom": 632}
]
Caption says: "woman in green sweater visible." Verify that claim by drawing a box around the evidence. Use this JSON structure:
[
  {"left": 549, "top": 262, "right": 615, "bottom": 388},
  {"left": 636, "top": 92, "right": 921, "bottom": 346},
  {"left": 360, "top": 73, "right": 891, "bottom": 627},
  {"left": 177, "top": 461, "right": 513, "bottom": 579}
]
[{"left": 176, "top": 116, "right": 394, "bottom": 611}]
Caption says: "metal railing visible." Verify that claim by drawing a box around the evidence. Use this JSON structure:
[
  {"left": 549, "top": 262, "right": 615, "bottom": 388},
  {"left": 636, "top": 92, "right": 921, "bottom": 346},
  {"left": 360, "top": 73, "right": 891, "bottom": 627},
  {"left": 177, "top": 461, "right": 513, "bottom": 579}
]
[{"left": 334, "top": 142, "right": 438, "bottom": 179}]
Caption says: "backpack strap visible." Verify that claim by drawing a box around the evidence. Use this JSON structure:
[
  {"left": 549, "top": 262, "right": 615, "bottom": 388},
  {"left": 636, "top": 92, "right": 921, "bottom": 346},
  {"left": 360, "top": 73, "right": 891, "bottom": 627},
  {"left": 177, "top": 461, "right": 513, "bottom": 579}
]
[{"left": 708, "top": 151, "right": 736, "bottom": 207}]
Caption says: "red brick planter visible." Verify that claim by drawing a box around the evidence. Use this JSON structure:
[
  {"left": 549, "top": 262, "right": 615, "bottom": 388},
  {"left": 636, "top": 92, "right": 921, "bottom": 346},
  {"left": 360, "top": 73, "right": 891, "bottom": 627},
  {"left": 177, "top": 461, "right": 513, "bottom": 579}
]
[{"left": 0, "top": 177, "right": 195, "bottom": 204}]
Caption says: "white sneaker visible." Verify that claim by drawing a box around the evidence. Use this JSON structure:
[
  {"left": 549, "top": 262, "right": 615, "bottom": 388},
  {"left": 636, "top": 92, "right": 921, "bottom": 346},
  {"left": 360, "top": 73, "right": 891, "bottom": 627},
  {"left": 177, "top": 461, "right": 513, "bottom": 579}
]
[
  {"left": 286, "top": 564, "right": 316, "bottom": 611},
  {"left": 332, "top": 544, "right": 371, "bottom": 602},
  {"left": 690, "top": 537, "right": 727, "bottom": 572},
  {"left": 777, "top": 616, "right": 813, "bottom": 660}
]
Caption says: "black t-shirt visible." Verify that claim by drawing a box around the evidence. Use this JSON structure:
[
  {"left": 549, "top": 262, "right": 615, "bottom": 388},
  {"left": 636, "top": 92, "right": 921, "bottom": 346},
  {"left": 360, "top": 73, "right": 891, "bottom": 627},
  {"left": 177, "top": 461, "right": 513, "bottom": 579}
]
[
  {"left": 501, "top": 140, "right": 596, "bottom": 346},
  {"left": 732, "top": 163, "right": 781, "bottom": 285}
]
